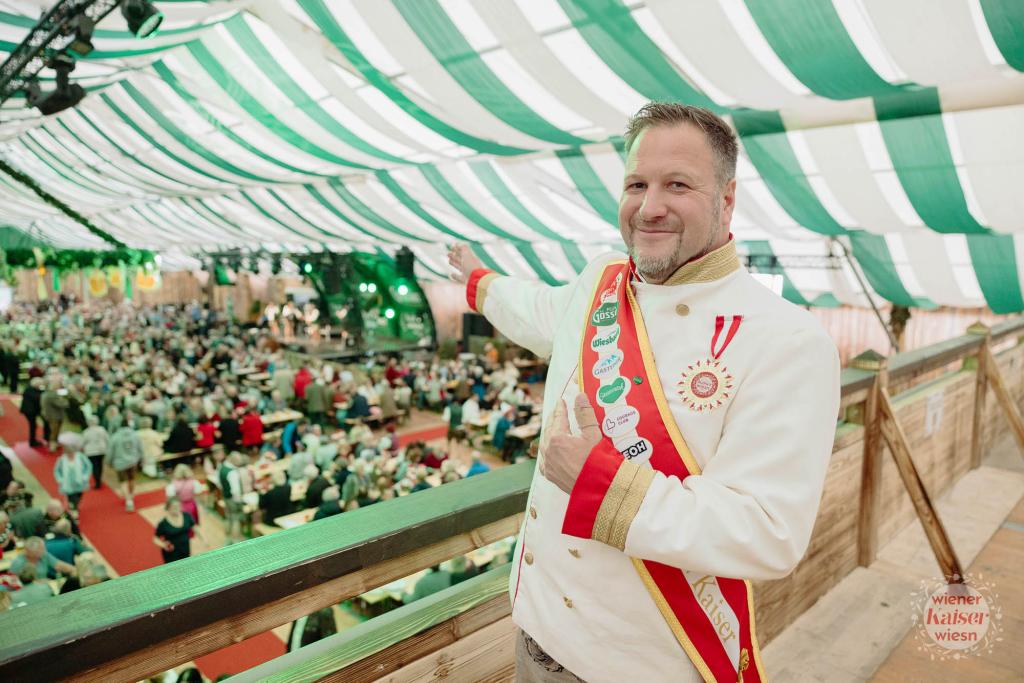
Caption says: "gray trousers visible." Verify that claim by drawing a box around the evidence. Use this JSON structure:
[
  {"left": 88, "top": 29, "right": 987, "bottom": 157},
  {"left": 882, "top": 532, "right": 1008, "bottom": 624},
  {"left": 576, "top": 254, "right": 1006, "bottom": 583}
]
[{"left": 515, "top": 629, "right": 585, "bottom": 683}]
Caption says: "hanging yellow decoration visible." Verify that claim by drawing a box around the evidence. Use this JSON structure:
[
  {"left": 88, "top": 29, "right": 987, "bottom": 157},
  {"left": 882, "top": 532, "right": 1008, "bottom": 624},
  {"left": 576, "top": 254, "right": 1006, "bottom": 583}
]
[
  {"left": 106, "top": 265, "right": 125, "bottom": 290},
  {"left": 136, "top": 268, "right": 161, "bottom": 292},
  {"left": 88, "top": 268, "right": 108, "bottom": 297}
]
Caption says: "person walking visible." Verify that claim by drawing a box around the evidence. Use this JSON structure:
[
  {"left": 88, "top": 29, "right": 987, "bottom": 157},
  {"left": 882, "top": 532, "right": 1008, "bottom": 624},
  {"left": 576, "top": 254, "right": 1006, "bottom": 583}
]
[
  {"left": 80, "top": 416, "right": 109, "bottom": 490},
  {"left": 53, "top": 433, "right": 93, "bottom": 514},
  {"left": 108, "top": 420, "right": 143, "bottom": 512},
  {"left": 19, "top": 378, "right": 43, "bottom": 449},
  {"left": 39, "top": 379, "right": 69, "bottom": 451}
]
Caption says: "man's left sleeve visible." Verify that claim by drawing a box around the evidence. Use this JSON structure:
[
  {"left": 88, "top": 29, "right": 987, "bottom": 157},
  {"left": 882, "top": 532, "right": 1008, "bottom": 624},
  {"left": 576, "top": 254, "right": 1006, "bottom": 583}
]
[{"left": 563, "top": 328, "right": 840, "bottom": 581}]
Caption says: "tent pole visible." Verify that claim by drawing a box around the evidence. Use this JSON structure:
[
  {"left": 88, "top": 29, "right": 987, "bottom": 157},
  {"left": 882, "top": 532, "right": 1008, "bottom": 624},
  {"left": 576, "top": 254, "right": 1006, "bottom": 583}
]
[{"left": 831, "top": 237, "right": 898, "bottom": 352}]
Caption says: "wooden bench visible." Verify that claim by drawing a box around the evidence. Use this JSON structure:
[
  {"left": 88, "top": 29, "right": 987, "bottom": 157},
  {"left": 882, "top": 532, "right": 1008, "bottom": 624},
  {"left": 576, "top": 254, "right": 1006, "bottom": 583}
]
[{"left": 156, "top": 446, "right": 211, "bottom": 467}]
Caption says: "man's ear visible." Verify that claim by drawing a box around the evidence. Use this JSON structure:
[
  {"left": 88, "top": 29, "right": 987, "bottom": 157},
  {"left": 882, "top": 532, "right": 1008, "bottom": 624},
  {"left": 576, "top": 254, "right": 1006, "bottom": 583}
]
[{"left": 720, "top": 178, "right": 737, "bottom": 231}]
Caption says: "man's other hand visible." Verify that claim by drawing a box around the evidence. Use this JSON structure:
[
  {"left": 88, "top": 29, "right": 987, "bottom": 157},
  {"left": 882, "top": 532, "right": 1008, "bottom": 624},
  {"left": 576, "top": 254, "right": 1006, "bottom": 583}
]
[{"left": 539, "top": 394, "right": 602, "bottom": 494}]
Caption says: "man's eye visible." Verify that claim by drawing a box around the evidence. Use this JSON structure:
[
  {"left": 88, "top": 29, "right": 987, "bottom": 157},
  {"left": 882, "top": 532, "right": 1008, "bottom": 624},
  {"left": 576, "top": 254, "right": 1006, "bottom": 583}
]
[
  {"left": 627, "top": 182, "right": 646, "bottom": 191},
  {"left": 670, "top": 182, "right": 688, "bottom": 190}
]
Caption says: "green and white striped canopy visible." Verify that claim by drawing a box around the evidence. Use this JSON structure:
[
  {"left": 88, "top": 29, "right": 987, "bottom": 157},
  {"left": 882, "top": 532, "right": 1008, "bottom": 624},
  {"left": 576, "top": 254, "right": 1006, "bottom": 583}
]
[{"left": 1, "top": 0, "right": 1023, "bottom": 311}]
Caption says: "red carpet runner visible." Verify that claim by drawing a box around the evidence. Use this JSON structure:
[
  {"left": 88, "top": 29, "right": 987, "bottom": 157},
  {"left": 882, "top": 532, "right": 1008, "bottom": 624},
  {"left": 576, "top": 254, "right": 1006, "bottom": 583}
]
[{"left": 0, "top": 399, "right": 284, "bottom": 678}]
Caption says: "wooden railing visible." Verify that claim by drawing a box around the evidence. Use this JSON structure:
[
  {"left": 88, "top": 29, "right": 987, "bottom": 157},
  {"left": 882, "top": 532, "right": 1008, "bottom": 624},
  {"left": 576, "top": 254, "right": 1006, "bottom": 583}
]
[{"left": 1, "top": 319, "right": 1023, "bottom": 682}]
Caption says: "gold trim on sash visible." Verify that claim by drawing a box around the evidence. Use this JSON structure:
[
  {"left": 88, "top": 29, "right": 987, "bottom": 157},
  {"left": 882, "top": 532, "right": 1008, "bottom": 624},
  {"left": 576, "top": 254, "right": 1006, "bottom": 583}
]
[
  {"left": 625, "top": 275, "right": 765, "bottom": 683},
  {"left": 574, "top": 261, "right": 766, "bottom": 682},
  {"left": 746, "top": 579, "right": 769, "bottom": 682},
  {"left": 632, "top": 559, "right": 717, "bottom": 683},
  {"left": 624, "top": 279, "right": 703, "bottom": 474}
]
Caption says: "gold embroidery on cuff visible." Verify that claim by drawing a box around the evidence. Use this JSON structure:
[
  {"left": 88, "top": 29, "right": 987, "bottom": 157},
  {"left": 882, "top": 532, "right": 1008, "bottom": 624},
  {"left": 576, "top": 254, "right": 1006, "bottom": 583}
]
[
  {"left": 474, "top": 272, "right": 500, "bottom": 313},
  {"left": 591, "top": 464, "right": 638, "bottom": 545},
  {"left": 607, "top": 466, "right": 655, "bottom": 551}
]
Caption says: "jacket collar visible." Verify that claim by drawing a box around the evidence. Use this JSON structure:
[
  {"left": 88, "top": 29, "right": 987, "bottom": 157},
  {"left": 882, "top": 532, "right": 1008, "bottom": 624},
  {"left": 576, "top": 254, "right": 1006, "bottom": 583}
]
[{"left": 631, "top": 238, "right": 740, "bottom": 286}]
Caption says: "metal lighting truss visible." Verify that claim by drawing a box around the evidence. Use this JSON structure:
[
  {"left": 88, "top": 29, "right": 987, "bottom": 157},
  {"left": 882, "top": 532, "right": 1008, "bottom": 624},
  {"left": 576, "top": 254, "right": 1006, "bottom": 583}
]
[{"left": 0, "top": 0, "right": 123, "bottom": 107}]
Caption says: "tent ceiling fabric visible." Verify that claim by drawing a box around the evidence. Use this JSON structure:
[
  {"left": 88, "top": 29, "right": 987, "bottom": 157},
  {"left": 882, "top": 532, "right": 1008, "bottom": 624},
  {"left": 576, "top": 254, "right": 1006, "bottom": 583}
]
[{"left": 1, "top": 0, "right": 1023, "bottom": 311}]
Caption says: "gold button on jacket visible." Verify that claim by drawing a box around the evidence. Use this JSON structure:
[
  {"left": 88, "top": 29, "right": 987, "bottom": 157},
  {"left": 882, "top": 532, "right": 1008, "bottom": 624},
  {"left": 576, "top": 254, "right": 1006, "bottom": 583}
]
[
  {"left": 524, "top": 551, "right": 534, "bottom": 565},
  {"left": 529, "top": 506, "right": 537, "bottom": 519},
  {"left": 563, "top": 596, "right": 573, "bottom": 608},
  {"left": 675, "top": 303, "right": 690, "bottom": 316}
]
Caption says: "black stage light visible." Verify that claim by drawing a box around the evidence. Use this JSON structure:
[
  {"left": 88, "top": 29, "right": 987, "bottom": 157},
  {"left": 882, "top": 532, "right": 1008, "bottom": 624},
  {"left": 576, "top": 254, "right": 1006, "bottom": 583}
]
[
  {"left": 67, "top": 15, "right": 95, "bottom": 57},
  {"left": 121, "top": 0, "right": 163, "bottom": 38},
  {"left": 26, "top": 54, "right": 85, "bottom": 115}
]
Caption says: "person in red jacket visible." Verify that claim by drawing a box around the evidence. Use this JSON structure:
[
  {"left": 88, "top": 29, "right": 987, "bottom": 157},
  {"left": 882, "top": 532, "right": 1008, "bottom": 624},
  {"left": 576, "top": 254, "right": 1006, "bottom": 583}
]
[
  {"left": 240, "top": 409, "right": 264, "bottom": 451},
  {"left": 195, "top": 415, "right": 216, "bottom": 449},
  {"left": 293, "top": 367, "right": 313, "bottom": 401}
]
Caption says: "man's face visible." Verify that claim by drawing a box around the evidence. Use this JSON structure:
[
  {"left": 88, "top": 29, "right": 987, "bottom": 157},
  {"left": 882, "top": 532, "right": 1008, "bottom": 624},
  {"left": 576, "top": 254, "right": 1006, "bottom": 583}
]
[{"left": 618, "top": 124, "right": 736, "bottom": 283}]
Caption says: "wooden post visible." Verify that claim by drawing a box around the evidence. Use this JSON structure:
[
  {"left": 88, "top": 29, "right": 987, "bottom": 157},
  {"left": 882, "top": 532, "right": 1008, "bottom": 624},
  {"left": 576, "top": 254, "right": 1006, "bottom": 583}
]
[
  {"left": 967, "top": 323, "right": 990, "bottom": 469},
  {"left": 852, "top": 350, "right": 886, "bottom": 568},
  {"left": 983, "top": 344, "right": 1024, "bottom": 455},
  {"left": 878, "top": 393, "right": 964, "bottom": 582}
]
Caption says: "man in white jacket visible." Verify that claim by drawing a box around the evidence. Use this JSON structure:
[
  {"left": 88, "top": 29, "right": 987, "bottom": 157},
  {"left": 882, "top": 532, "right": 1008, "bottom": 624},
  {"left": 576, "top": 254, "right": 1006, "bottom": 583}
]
[{"left": 449, "top": 103, "right": 840, "bottom": 683}]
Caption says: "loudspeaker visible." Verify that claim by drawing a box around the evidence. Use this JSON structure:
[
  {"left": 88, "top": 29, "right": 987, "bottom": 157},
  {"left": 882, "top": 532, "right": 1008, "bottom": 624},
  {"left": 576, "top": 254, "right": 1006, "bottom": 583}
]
[
  {"left": 321, "top": 264, "right": 343, "bottom": 295},
  {"left": 395, "top": 246, "right": 415, "bottom": 279}
]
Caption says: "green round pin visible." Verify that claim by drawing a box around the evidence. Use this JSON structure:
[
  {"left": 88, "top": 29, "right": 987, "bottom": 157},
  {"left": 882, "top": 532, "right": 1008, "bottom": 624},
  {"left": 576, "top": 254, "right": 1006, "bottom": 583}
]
[{"left": 633, "top": 375, "right": 643, "bottom": 385}]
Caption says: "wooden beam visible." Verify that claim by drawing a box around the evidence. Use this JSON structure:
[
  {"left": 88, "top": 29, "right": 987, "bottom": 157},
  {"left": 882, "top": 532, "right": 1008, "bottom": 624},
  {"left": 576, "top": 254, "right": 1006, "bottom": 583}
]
[
  {"left": 967, "top": 323, "right": 990, "bottom": 469},
  {"left": 373, "top": 616, "right": 517, "bottom": 683},
  {"left": 878, "top": 394, "right": 963, "bottom": 582},
  {"left": 983, "top": 344, "right": 1024, "bottom": 456},
  {"left": 0, "top": 461, "right": 531, "bottom": 683},
  {"left": 324, "top": 595, "right": 509, "bottom": 681},
  {"left": 241, "top": 566, "right": 513, "bottom": 683},
  {"left": 853, "top": 350, "right": 887, "bottom": 567},
  {"left": 63, "top": 514, "right": 522, "bottom": 683}
]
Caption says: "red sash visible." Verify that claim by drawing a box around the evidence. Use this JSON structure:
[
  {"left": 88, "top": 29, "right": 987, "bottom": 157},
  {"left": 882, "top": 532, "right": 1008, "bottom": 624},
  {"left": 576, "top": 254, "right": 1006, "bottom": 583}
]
[{"left": 577, "top": 261, "right": 765, "bottom": 683}]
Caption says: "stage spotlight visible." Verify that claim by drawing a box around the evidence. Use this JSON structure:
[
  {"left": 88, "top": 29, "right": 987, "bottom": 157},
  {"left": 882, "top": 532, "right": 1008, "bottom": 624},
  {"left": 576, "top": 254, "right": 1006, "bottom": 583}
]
[
  {"left": 358, "top": 282, "right": 367, "bottom": 293},
  {"left": 384, "top": 308, "right": 395, "bottom": 320},
  {"left": 121, "top": 0, "right": 163, "bottom": 38},
  {"left": 367, "top": 282, "right": 377, "bottom": 293},
  {"left": 26, "top": 54, "right": 85, "bottom": 116},
  {"left": 396, "top": 284, "right": 409, "bottom": 296},
  {"left": 67, "top": 16, "right": 95, "bottom": 57},
  {"left": 302, "top": 261, "right": 313, "bottom": 274}
]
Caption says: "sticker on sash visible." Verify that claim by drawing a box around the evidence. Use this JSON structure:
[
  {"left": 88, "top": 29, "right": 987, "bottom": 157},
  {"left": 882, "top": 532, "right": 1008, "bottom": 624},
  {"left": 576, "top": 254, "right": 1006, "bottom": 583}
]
[
  {"left": 590, "top": 302, "right": 618, "bottom": 326},
  {"left": 601, "top": 405, "right": 640, "bottom": 438},
  {"left": 591, "top": 351, "right": 623, "bottom": 379},
  {"left": 615, "top": 436, "right": 652, "bottom": 464},
  {"left": 596, "top": 376, "right": 629, "bottom": 406},
  {"left": 590, "top": 325, "right": 620, "bottom": 352},
  {"left": 677, "top": 359, "right": 734, "bottom": 412}
]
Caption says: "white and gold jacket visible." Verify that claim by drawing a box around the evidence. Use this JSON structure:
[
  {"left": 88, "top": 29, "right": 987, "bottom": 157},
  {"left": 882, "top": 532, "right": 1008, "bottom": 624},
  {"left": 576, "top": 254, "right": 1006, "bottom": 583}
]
[{"left": 468, "top": 241, "right": 840, "bottom": 683}]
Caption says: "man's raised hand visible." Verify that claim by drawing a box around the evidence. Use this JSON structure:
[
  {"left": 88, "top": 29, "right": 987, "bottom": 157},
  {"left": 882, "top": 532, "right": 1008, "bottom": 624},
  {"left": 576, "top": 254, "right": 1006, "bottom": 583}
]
[{"left": 447, "top": 243, "right": 484, "bottom": 284}]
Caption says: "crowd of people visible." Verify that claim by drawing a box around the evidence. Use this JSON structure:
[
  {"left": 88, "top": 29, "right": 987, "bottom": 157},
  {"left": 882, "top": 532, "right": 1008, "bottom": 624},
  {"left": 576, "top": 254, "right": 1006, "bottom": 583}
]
[{"left": 0, "top": 297, "right": 542, "bottom": 621}]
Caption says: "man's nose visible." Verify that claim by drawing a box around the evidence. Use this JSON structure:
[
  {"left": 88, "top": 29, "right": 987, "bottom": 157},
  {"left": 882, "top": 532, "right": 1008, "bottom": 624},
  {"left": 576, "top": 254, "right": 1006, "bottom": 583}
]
[{"left": 639, "top": 191, "right": 668, "bottom": 221}]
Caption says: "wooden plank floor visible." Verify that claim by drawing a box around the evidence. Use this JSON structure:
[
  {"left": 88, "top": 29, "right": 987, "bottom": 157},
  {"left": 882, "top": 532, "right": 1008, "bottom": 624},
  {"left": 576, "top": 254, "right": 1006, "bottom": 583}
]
[{"left": 871, "top": 498, "right": 1024, "bottom": 682}]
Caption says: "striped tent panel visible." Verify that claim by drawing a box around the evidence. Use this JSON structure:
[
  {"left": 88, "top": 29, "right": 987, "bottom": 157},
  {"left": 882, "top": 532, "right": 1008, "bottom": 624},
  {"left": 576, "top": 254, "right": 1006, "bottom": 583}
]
[{"left": 0, "top": 1, "right": 1021, "bottom": 310}]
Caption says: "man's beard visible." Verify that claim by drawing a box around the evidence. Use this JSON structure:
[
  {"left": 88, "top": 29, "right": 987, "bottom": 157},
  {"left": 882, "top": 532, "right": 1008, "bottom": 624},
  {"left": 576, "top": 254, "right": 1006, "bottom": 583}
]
[
  {"left": 628, "top": 230, "right": 687, "bottom": 283},
  {"left": 626, "top": 201, "right": 720, "bottom": 283}
]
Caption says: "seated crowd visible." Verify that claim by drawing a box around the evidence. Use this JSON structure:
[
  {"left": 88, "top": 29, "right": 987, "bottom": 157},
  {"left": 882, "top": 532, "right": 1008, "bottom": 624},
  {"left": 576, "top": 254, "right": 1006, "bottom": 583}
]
[{"left": 0, "top": 298, "right": 542, "bottom": 619}]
